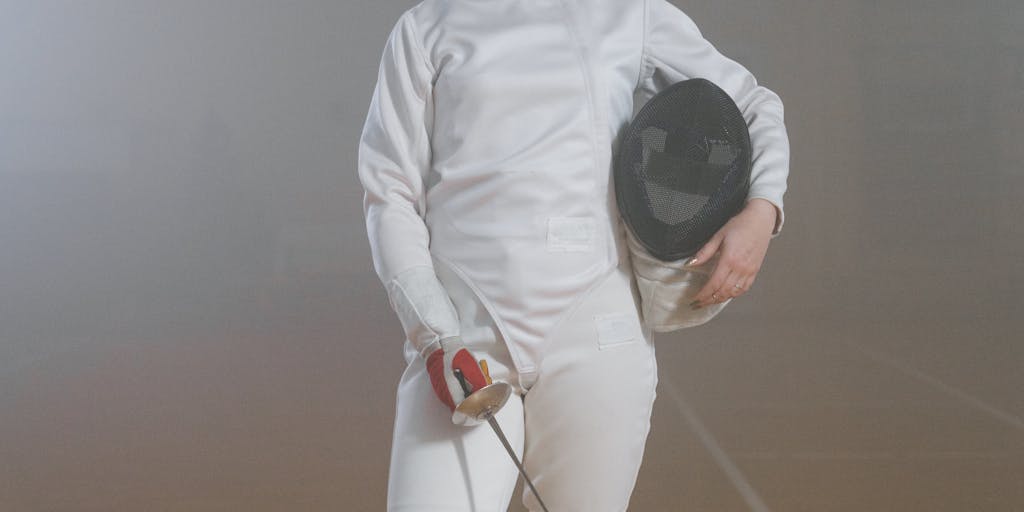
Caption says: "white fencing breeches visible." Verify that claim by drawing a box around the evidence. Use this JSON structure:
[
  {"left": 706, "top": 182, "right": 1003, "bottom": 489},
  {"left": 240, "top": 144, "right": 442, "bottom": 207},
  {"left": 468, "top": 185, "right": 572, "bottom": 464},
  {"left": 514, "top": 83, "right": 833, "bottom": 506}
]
[{"left": 387, "top": 262, "right": 659, "bottom": 512}]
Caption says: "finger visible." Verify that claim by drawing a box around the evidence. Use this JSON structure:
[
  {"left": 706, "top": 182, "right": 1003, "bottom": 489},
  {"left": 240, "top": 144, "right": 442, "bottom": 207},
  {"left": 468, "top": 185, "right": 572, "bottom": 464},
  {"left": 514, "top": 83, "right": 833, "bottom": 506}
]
[
  {"left": 715, "top": 277, "right": 739, "bottom": 302},
  {"left": 735, "top": 266, "right": 761, "bottom": 294},
  {"left": 427, "top": 349, "right": 457, "bottom": 411},
  {"left": 452, "top": 349, "right": 488, "bottom": 395},
  {"left": 693, "top": 262, "right": 734, "bottom": 306},
  {"left": 725, "top": 275, "right": 748, "bottom": 299},
  {"left": 709, "top": 269, "right": 743, "bottom": 304},
  {"left": 744, "top": 274, "right": 757, "bottom": 292},
  {"left": 710, "top": 267, "right": 751, "bottom": 305},
  {"left": 686, "top": 233, "right": 723, "bottom": 267}
]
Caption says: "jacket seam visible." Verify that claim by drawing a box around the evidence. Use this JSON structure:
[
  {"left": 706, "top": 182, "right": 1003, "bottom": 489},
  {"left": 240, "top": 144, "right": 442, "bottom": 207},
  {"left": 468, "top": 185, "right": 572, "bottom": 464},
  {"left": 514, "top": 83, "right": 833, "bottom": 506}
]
[
  {"left": 433, "top": 255, "right": 536, "bottom": 374},
  {"left": 403, "top": 8, "right": 436, "bottom": 88},
  {"left": 393, "top": 10, "right": 433, "bottom": 211},
  {"left": 636, "top": 0, "right": 651, "bottom": 91}
]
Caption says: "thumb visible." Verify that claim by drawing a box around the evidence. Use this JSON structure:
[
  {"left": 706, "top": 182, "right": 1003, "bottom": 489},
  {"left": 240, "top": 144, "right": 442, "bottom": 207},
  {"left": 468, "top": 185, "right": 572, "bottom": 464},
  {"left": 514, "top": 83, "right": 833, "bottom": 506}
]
[{"left": 686, "top": 234, "right": 723, "bottom": 267}]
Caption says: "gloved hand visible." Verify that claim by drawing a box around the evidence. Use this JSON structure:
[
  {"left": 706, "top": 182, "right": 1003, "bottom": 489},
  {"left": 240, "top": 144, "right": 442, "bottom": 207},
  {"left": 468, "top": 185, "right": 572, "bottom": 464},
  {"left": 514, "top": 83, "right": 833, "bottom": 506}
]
[
  {"left": 382, "top": 266, "right": 490, "bottom": 422},
  {"left": 425, "top": 336, "right": 489, "bottom": 413}
]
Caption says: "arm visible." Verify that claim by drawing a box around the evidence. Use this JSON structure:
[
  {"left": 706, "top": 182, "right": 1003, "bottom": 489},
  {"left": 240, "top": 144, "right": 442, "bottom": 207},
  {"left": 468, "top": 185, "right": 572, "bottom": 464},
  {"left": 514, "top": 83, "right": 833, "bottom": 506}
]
[
  {"left": 358, "top": 10, "right": 457, "bottom": 357},
  {"left": 639, "top": 0, "right": 791, "bottom": 308},
  {"left": 358, "top": 11, "right": 487, "bottom": 418},
  {"left": 639, "top": 0, "right": 789, "bottom": 237}
]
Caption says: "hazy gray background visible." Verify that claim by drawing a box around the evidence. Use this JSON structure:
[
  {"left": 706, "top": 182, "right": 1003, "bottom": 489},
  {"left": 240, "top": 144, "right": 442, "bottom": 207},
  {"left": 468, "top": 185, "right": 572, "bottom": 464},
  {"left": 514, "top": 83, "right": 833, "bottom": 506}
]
[{"left": 2, "top": 1, "right": 1022, "bottom": 510}]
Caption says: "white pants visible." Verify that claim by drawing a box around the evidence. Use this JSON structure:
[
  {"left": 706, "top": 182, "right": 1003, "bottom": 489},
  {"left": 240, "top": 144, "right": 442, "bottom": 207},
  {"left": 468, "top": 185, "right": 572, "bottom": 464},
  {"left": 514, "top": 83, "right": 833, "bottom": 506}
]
[{"left": 387, "top": 262, "right": 659, "bottom": 512}]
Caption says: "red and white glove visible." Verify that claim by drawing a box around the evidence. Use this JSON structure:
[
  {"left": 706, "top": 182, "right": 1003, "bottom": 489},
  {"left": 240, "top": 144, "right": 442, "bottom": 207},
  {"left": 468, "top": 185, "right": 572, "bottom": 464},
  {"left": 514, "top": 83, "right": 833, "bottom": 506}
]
[
  {"left": 426, "top": 336, "right": 488, "bottom": 415},
  {"left": 382, "top": 267, "right": 487, "bottom": 422}
]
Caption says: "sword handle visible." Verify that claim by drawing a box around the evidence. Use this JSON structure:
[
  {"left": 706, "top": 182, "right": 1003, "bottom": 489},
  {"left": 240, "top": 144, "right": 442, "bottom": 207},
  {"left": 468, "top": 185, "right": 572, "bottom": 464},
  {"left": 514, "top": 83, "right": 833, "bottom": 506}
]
[{"left": 452, "top": 368, "right": 473, "bottom": 396}]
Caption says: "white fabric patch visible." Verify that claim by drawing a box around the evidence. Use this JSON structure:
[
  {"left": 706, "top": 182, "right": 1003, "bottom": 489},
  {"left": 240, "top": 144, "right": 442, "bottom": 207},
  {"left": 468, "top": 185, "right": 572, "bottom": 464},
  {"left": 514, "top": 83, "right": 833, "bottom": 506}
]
[
  {"left": 547, "top": 217, "right": 595, "bottom": 252},
  {"left": 594, "top": 312, "right": 639, "bottom": 349}
]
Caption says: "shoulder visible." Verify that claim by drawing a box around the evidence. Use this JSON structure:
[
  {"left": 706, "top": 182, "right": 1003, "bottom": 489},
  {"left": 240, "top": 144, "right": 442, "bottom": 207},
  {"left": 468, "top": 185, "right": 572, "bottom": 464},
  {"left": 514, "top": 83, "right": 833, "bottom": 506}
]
[
  {"left": 399, "top": 1, "right": 453, "bottom": 55},
  {"left": 645, "top": 0, "right": 698, "bottom": 26},
  {"left": 398, "top": 0, "right": 480, "bottom": 75},
  {"left": 386, "top": 1, "right": 449, "bottom": 41},
  {"left": 404, "top": 0, "right": 453, "bottom": 34},
  {"left": 644, "top": 0, "right": 703, "bottom": 30}
]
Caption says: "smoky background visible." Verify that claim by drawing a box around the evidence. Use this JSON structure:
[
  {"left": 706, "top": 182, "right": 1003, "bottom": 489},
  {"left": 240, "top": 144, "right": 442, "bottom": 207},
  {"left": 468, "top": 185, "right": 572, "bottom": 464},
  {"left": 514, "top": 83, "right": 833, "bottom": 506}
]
[{"left": 1, "top": 1, "right": 1021, "bottom": 510}]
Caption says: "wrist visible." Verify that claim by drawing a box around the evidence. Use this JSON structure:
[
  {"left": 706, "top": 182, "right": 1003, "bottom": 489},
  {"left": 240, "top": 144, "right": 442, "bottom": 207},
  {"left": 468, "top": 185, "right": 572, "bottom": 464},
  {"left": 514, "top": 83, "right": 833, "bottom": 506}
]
[
  {"left": 743, "top": 198, "right": 779, "bottom": 234},
  {"left": 419, "top": 338, "right": 442, "bottom": 359},
  {"left": 420, "top": 335, "right": 464, "bottom": 359},
  {"left": 438, "top": 336, "right": 463, "bottom": 353}
]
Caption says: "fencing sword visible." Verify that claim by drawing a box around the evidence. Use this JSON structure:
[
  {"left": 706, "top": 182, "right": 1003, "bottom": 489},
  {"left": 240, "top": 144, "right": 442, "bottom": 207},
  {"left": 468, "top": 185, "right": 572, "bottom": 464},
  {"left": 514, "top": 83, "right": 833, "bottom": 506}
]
[{"left": 453, "top": 367, "right": 551, "bottom": 512}]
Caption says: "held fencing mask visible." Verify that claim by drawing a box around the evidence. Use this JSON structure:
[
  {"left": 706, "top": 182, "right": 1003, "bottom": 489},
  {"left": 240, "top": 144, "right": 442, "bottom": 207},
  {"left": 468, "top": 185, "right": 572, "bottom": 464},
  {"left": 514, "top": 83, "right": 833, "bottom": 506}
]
[{"left": 615, "top": 78, "right": 752, "bottom": 262}]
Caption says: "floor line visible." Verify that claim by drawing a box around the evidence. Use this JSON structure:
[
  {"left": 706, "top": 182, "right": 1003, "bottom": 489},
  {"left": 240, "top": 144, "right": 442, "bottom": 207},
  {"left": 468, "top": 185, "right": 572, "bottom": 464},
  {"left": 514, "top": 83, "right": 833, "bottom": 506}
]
[
  {"left": 662, "top": 376, "right": 773, "bottom": 512},
  {"left": 844, "top": 341, "right": 1024, "bottom": 431},
  {"left": 731, "top": 450, "right": 1017, "bottom": 461}
]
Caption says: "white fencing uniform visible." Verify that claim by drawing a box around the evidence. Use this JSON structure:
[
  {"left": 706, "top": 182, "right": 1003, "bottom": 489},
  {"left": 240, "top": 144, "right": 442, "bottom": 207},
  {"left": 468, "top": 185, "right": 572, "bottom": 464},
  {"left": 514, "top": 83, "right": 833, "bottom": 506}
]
[
  {"left": 358, "top": 0, "right": 789, "bottom": 510},
  {"left": 389, "top": 259, "right": 657, "bottom": 511}
]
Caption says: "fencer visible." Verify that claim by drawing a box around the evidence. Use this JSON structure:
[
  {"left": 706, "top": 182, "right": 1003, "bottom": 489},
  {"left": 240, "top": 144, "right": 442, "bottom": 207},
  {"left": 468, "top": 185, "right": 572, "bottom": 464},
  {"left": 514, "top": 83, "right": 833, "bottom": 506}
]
[{"left": 357, "top": 1, "right": 789, "bottom": 510}]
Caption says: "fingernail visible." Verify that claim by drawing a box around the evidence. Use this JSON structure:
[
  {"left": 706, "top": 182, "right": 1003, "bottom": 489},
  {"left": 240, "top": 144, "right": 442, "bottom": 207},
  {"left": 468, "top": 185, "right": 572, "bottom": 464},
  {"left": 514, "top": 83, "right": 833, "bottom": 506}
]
[{"left": 685, "top": 257, "right": 699, "bottom": 267}]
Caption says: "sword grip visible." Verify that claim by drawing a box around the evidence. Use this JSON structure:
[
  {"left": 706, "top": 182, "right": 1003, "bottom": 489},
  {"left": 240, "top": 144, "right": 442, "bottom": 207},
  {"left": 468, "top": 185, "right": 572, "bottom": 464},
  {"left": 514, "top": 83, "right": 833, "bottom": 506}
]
[{"left": 452, "top": 368, "right": 473, "bottom": 396}]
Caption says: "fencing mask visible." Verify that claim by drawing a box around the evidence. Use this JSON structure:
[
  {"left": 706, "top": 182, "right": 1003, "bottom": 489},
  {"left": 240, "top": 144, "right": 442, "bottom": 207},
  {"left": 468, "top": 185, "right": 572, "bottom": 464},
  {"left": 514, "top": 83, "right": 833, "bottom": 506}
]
[
  {"left": 615, "top": 78, "right": 751, "bottom": 331},
  {"left": 615, "top": 78, "right": 751, "bottom": 261}
]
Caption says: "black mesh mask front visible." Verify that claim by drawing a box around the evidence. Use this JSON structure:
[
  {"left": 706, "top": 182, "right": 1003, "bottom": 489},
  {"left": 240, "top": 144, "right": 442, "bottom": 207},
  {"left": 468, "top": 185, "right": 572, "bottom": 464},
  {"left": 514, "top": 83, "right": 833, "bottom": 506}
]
[{"left": 615, "top": 78, "right": 752, "bottom": 261}]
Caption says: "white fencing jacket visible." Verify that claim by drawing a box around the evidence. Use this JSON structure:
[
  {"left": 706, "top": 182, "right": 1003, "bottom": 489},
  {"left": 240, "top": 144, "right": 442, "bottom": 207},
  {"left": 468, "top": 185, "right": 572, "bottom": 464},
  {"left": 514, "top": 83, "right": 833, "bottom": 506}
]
[{"left": 359, "top": 0, "right": 789, "bottom": 386}]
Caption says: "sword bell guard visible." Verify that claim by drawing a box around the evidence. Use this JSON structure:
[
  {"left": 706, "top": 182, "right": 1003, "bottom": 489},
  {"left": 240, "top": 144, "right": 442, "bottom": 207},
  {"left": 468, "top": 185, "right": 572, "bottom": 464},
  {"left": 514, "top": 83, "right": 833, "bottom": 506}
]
[{"left": 452, "top": 381, "right": 513, "bottom": 426}]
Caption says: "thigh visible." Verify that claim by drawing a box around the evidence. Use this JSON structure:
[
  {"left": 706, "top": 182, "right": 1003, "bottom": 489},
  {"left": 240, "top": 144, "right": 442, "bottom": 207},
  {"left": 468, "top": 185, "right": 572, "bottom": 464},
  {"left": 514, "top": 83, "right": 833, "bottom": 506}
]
[
  {"left": 521, "top": 266, "right": 658, "bottom": 512},
  {"left": 387, "top": 359, "right": 524, "bottom": 512},
  {"left": 389, "top": 260, "right": 528, "bottom": 511}
]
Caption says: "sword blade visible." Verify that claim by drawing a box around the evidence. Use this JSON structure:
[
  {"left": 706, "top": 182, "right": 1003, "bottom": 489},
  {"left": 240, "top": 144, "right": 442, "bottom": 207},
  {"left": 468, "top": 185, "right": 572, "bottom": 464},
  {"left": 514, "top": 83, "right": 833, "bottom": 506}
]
[{"left": 486, "top": 415, "right": 550, "bottom": 512}]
